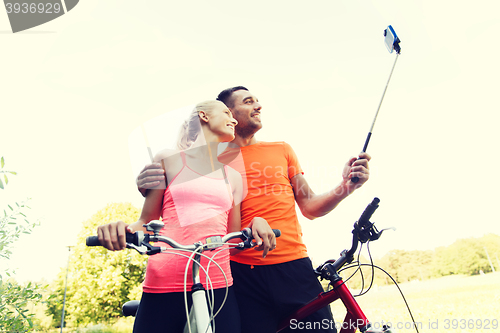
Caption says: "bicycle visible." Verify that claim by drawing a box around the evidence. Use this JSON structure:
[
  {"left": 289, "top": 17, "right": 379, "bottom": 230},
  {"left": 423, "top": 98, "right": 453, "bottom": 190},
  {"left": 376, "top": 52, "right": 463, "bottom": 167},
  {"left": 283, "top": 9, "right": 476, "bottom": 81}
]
[
  {"left": 87, "top": 221, "right": 281, "bottom": 333},
  {"left": 87, "top": 198, "right": 418, "bottom": 333},
  {"left": 276, "top": 197, "right": 418, "bottom": 333}
]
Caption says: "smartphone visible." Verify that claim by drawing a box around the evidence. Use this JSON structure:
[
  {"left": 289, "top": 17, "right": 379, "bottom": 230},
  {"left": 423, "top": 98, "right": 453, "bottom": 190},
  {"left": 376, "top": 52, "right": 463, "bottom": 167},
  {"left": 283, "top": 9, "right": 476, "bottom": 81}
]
[{"left": 384, "top": 25, "right": 401, "bottom": 54}]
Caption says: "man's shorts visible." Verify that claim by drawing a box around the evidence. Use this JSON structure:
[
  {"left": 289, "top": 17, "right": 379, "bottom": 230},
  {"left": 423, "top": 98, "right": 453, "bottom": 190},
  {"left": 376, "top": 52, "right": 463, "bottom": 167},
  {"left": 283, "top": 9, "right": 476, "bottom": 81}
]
[{"left": 231, "top": 257, "right": 337, "bottom": 333}]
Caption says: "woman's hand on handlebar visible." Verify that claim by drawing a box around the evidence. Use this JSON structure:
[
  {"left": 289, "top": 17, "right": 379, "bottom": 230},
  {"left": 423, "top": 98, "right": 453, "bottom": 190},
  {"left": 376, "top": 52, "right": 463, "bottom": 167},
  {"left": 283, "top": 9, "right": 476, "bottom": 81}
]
[
  {"left": 97, "top": 221, "right": 134, "bottom": 251},
  {"left": 249, "top": 217, "right": 276, "bottom": 258}
]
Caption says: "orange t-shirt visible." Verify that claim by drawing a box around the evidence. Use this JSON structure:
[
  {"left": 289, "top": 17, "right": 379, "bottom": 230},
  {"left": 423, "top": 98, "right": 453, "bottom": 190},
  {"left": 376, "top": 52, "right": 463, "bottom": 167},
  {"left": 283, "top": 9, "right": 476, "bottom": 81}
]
[{"left": 226, "top": 141, "right": 309, "bottom": 265}]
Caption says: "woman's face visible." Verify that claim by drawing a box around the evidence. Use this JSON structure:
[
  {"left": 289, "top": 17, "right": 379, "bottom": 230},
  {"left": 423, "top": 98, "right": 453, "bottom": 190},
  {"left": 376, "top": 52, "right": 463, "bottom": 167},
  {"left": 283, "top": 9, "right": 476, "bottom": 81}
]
[{"left": 207, "top": 102, "right": 238, "bottom": 142}]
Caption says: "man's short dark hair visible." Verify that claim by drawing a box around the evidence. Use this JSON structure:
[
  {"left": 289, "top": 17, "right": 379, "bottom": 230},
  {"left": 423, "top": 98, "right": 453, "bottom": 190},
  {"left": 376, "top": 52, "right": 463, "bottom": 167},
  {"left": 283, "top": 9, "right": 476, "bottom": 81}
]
[{"left": 216, "top": 86, "right": 248, "bottom": 107}]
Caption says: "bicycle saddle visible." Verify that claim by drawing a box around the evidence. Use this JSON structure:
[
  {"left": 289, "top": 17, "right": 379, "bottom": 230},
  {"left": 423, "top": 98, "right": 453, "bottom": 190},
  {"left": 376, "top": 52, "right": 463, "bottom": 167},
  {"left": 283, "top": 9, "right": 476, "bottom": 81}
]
[{"left": 122, "top": 300, "right": 140, "bottom": 317}]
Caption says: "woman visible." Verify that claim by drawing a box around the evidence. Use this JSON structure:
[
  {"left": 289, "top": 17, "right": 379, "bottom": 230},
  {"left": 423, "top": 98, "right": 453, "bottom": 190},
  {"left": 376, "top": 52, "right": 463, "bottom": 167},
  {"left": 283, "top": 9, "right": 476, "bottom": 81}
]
[{"left": 97, "top": 100, "right": 275, "bottom": 333}]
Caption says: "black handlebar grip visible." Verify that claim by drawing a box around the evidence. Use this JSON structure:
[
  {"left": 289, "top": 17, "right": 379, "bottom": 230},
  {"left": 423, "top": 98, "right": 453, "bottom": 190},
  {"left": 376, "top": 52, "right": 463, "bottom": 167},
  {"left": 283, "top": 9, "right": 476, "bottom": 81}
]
[
  {"left": 86, "top": 236, "right": 101, "bottom": 246},
  {"left": 241, "top": 228, "right": 280, "bottom": 249},
  {"left": 358, "top": 197, "right": 380, "bottom": 227},
  {"left": 243, "top": 228, "right": 281, "bottom": 238},
  {"left": 86, "top": 233, "right": 141, "bottom": 247}
]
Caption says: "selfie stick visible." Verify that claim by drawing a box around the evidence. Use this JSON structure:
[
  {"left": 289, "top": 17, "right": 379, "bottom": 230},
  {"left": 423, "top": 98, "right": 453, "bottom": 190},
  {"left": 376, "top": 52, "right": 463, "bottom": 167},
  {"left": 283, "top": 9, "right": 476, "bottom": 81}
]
[{"left": 352, "top": 25, "right": 401, "bottom": 183}]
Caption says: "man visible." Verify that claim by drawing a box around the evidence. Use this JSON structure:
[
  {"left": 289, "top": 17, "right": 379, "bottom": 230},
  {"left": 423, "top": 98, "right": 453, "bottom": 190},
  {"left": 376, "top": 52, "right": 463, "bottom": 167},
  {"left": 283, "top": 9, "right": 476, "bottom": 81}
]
[{"left": 137, "top": 86, "right": 371, "bottom": 333}]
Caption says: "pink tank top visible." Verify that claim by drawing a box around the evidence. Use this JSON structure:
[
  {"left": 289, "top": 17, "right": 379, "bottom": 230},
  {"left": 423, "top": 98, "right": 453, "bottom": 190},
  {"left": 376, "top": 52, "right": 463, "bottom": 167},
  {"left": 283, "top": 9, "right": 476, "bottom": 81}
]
[{"left": 143, "top": 152, "right": 234, "bottom": 293}]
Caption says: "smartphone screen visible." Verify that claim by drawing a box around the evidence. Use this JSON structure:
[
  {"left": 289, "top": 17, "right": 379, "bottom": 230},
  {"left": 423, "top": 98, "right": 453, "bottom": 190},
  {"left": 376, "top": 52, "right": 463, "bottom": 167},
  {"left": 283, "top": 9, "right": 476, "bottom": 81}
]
[{"left": 384, "top": 25, "right": 400, "bottom": 54}]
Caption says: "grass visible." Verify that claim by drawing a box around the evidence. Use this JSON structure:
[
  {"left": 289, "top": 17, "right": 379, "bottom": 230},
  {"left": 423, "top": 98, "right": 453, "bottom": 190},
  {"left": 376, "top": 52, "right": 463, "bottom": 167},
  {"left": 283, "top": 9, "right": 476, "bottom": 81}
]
[{"left": 330, "top": 272, "right": 500, "bottom": 332}]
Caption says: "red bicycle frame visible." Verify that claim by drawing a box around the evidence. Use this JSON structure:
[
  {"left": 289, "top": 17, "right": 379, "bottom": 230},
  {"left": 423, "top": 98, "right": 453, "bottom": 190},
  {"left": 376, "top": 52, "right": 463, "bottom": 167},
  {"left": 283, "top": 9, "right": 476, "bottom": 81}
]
[
  {"left": 277, "top": 276, "right": 369, "bottom": 333},
  {"left": 277, "top": 198, "right": 386, "bottom": 333}
]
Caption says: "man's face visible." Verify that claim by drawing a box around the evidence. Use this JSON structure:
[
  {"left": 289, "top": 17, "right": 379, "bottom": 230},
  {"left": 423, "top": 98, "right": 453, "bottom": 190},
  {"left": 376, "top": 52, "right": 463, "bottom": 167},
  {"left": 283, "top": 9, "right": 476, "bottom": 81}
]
[{"left": 228, "top": 90, "right": 262, "bottom": 137}]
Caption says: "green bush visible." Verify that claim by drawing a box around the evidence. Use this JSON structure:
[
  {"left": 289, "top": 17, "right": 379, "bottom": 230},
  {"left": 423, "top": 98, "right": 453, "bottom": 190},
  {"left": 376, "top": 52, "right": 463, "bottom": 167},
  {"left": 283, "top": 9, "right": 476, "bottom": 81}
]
[
  {"left": 0, "top": 156, "right": 44, "bottom": 332},
  {"left": 45, "top": 203, "right": 147, "bottom": 328}
]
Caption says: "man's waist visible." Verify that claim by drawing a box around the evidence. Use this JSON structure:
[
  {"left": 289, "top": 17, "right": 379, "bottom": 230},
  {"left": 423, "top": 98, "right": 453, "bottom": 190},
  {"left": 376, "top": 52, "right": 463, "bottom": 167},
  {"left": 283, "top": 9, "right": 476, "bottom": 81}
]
[{"left": 230, "top": 245, "right": 308, "bottom": 266}]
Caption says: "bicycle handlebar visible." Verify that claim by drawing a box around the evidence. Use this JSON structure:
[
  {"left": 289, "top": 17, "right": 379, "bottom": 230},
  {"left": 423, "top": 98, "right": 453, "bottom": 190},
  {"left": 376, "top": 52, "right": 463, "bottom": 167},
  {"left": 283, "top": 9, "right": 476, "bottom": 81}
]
[
  {"left": 316, "top": 197, "right": 392, "bottom": 274},
  {"left": 86, "top": 232, "right": 144, "bottom": 247},
  {"left": 86, "top": 224, "right": 281, "bottom": 255},
  {"left": 357, "top": 197, "right": 380, "bottom": 228}
]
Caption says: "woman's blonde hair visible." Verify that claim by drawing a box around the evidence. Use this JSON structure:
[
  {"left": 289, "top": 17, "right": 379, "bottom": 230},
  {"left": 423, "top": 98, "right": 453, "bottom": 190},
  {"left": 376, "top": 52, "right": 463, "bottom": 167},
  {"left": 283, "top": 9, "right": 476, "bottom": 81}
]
[{"left": 176, "top": 100, "right": 223, "bottom": 150}]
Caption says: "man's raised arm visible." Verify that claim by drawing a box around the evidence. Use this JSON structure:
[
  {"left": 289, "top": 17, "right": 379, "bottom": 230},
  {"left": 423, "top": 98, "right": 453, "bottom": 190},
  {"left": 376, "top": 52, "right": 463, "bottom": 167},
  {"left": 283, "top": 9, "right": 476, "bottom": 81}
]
[{"left": 292, "top": 153, "right": 371, "bottom": 220}]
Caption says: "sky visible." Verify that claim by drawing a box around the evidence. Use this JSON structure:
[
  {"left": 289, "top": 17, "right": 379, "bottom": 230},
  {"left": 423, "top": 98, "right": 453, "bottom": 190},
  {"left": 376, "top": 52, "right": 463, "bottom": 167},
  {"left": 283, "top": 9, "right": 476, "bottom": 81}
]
[{"left": 1, "top": 0, "right": 499, "bottom": 283}]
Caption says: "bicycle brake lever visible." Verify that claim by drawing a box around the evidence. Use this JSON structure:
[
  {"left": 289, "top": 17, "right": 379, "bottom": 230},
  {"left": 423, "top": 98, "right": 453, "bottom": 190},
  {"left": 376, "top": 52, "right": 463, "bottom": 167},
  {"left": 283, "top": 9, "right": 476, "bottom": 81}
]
[
  {"left": 362, "top": 226, "right": 396, "bottom": 244},
  {"left": 238, "top": 239, "right": 257, "bottom": 249},
  {"left": 239, "top": 228, "right": 256, "bottom": 248},
  {"left": 234, "top": 241, "right": 254, "bottom": 249},
  {"left": 126, "top": 243, "right": 148, "bottom": 255},
  {"left": 126, "top": 233, "right": 163, "bottom": 255},
  {"left": 376, "top": 227, "right": 396, "bottom": 238}
]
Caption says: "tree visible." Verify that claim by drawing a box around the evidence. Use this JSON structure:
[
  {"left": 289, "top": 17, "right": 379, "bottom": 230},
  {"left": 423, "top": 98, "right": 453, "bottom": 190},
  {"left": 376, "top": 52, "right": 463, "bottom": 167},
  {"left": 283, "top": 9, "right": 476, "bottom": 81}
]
[
  {"left": 46, "top": 203, "right": 147, "bottom": 328},
  {"left": 377, "top": 249, "right": 434, "bottom": 284},
  {"left": 0, "top": 157, "right": 43, "bottom": 332},
  {"left": 433, "top": 234, "right": 500, "bottom": 276},
  {"left": 482, "top": 233, "right": 500, "bottom": 271}
]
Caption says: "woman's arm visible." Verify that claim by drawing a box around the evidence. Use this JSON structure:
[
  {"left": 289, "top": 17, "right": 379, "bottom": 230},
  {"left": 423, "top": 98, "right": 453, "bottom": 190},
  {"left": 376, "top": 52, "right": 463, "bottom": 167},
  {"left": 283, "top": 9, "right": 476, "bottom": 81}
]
[
  {"left": 131, "top": 188, "right": 164, "bottom": 231},
  {"left": 227, "top": 202, "right": 242, "bottom": 233}
]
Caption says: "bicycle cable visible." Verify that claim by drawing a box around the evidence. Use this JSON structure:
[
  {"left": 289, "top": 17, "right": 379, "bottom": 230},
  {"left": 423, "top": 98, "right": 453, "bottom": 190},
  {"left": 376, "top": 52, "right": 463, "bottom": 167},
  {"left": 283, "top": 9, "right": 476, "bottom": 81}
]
[
  {"left": 182, "top": 241, "right": 251, "bottom": 333},
  {"left": 357, "top": 263, "right": 420, "bottom": 333},
  {"left": 336, "top": 240, "right": 419, "bottom": 333},
  {"left": 326, "top": 242, "right": 366, "bottom": 292},
  {"left": 157, "top": 248, "right": 227, "bottom": 333},
  {"left": 204, "top": 243, "right": 243, "bottom": 323},
  {"left": 356, "top": 243, "right": 367, "bottom": 294},
  {"left": 335, "top": 242, "right": 369, "bottom": 291},
  {"left": 356, "top": 241, "right": 376, "bottom": 297},
  {"left": 183, "top": 249, "right": 217, "bottom": 333}
]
